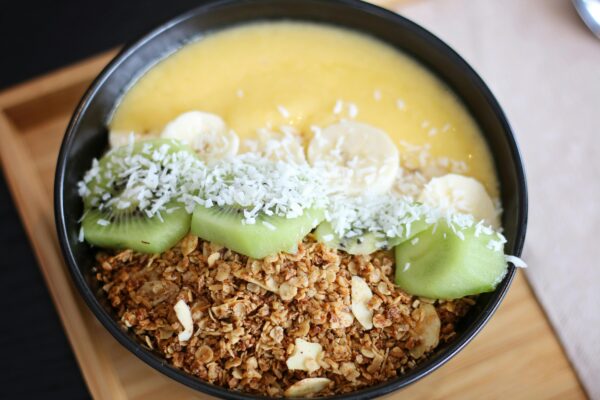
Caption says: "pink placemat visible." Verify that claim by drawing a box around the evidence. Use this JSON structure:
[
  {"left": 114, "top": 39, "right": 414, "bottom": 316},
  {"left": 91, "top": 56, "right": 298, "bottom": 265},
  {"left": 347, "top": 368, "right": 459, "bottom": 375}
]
[{"left": 394, "top": 0, "right": 600, "bottom": 397}]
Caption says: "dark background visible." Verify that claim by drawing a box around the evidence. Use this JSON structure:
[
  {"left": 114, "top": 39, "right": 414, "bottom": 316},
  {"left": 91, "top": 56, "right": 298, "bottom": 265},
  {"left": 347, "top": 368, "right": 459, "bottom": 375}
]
[{"left": 0, "top": 1, "right": 207, "bottom": 398}]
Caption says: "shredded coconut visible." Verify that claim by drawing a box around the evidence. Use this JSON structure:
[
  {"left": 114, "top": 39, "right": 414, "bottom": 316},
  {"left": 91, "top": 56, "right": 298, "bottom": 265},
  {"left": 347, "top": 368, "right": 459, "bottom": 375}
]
[
  {"left": 347, "top": 102, "right": 359, "bottom": 118},
  {"left": 277, "top": 105, "right": 290, "bottom": 119},
  {"left": 173, "top": 299, "right": 194, "bottom": 342},
  {"left": 79, "top": 129, "right": 514, "bottom": 260},
  {"left": 187, "top": 153, "right": 328, "bottom": 223},
  {"left": 262, "top": 221, "right": 277, "bottom": 231},
  {"left": 505, "top": 255, "right": 527, "bottom": 268},
  {"left": 333, "top": 100, "right": 344, "bottom": 114},
  {"left": 244, "top": 126, "right": 307, "bottom": 165},
  {"left": 325, "top": 192, "right": 505, "bottom": 252},
  {"left": 332, "top": 100, "right": 359, "bottom": 119},
  {"left": 79, "top": 140, "right": 326, "bottom": 225}
]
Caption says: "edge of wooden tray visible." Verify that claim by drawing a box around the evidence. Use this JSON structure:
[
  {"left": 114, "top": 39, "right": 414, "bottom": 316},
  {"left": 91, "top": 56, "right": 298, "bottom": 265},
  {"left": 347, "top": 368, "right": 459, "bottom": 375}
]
[{"left": 0, "top": 51, "right": 126, "bottom": 400}]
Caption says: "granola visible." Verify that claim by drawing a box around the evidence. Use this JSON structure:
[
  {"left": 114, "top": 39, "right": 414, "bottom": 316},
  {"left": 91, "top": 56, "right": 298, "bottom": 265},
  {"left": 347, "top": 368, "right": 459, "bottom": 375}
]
[{"left": 95, "top": 235, "right": 473, "bottom": 397}]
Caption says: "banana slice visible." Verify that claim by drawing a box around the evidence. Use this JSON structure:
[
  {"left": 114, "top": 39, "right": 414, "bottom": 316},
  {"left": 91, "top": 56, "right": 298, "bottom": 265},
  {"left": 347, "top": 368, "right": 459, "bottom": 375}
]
[
  {"left": 161, "top": 111, "right": 239, "bottom": 161},
  {"left": 108, "top": 130, "right": 158, "bottom": 148},
  {"left": 418, "top": 173, "right": 500, "bottom": 228},
  {"left": 307, "top": 121, "right": 399, "bottom": 195}
]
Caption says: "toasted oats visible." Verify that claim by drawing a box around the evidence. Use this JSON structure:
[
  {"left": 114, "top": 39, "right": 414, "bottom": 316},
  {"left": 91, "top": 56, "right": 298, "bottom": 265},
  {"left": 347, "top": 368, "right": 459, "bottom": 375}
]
[
  {"left": 270, "top": 326, "right": 285, "bottom": 343},
  {"left": 372, "top": 314, "right": 392, "bottom": 329},
  {"left": 207, "top": 252, "right": 221, "bottom": 267},
  {"left": 293, "top": 320, "right": 310, "bottom": 337},
  {"left": 340, "top": 362, "right": 360, "bottom": 382},
  {"left": 279, "top": 282, "right": 298, "bottom": 301},
  {"left": 180, "top": 234, "right": 199, "bottom": 256},
  {"left": 215, "top": 263, "right": 231, "bottom": 282},
  {"left": 96, "top": 236, "right": 473, "bottom": 396},
  {"left": 195, "top": 345, "right": 214, "bottom": 364}
]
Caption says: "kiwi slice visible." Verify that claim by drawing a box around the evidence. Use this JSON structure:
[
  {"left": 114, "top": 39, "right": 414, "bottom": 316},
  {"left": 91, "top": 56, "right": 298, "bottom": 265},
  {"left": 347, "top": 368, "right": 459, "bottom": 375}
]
[
  {"left": 82, "top": 206, "right": 191, "bottom": 254},
  {"left": 81, "top": 138, "right": 195, "bottom": 208},
  {"left": 191, "top": 205, "right": 324, "bottom": 259},
  {"left": 80, "top": 139, "right": 197, "bottom": 253},
  {"left": 314, "top": 222, "right": 381, "bottom": 255},
  {"left": 315, "top": 218, "right": 430, "bottom": 255},
  {"left": 394, "top": 222, "right": 508, "bottom": 299}
]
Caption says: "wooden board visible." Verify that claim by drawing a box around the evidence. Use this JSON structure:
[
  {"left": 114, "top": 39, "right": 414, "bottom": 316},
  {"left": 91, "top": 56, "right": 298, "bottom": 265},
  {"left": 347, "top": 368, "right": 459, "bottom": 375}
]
[{"left": 0, "top": 7, "right": 588, "bottom": 400}]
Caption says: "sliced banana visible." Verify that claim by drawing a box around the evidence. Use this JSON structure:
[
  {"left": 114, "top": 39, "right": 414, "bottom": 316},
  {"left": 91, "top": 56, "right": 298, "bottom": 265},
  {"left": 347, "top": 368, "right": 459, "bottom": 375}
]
[
  {"left": 307, "top": 121, "right": 399, "bottom": 195},
  {"left": 160, "top": 111, "right": 239, "bottom": 161},
  {"left": 108, "top": 130, "right": 158, "bottom": 149},
  {"left": 418, "top": 173, "right": 500, "bottom": 228}
]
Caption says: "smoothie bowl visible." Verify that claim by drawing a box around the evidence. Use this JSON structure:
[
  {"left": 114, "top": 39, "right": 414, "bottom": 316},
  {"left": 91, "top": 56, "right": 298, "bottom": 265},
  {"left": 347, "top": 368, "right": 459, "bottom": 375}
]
[{"left": 55, "top": 0, "right": 527, "bottom": 398}]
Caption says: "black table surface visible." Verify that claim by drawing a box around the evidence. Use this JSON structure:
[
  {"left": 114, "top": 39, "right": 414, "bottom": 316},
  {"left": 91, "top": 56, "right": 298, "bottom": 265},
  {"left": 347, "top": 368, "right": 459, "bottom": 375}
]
[{"left": 0, "top": 1, "right": 207, "bottom": 398}]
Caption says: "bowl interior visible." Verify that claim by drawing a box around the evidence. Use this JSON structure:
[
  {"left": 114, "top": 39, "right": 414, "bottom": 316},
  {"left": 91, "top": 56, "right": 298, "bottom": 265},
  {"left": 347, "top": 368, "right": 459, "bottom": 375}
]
[{"left": 55, "top": 0, "right": 527, "bottom": 399}]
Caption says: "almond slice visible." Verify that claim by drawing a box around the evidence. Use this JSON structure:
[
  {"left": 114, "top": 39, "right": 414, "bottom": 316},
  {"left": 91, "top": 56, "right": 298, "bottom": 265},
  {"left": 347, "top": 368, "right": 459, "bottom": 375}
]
[
  {"left": 286, "top": 339, "right": 323, "bottom": 372},
  {"left": 173, "top": 299, "right": 194, "bottom": 342},
  {"left": 409, "top": 303, "right": 441, "bottom": 358},
  {"left": 284, "top": 378, "right": 332, "bottom": 397},
  {"left": 232, "top": 270, "right": 280, "bottom": 294},
  {"left": 351, "top": 276, "right": 373, "bottom": 329}
]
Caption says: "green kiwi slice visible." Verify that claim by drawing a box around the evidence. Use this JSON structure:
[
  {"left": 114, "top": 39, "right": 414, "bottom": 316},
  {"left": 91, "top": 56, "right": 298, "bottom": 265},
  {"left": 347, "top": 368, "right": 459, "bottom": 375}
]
[
  {"left": 82, "top": 206, "right": 191, "bottom": 254},
  {"left": 81, "top": 138, "right": 196, "bottom": 208},
  {"left": 80, "top": 139, "right": 197, "bottom": 253},
  {"left": 191, "top": 205, "right": 324, "bottom": 259},
  {"left": 314, "top": 218, "right": 430, "bottom": 255},
  {"left": 314, "top": 222, "right": 381, "bottom": 255},
  {"left": 394, "top": 222, "right": 508, "bottom": 299}
]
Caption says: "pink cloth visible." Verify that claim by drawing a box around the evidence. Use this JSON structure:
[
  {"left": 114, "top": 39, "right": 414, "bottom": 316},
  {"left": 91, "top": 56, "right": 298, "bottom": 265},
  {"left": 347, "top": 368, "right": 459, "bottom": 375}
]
[{"left": 393, "top": 0, "right": 600, "bottom": 397}]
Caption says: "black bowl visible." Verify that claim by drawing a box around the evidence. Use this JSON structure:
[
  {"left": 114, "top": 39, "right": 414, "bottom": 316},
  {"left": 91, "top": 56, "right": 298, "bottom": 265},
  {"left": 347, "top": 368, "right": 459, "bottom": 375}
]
[{"left": 54, "top": 0, "right": 527, "bottom": 398}]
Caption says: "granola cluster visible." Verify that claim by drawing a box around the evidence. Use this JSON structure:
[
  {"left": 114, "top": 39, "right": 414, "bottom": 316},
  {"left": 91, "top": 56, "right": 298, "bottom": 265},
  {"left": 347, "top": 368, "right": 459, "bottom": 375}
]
[{"left": 95, "top": 235, "right": 473, "bottom": 397}]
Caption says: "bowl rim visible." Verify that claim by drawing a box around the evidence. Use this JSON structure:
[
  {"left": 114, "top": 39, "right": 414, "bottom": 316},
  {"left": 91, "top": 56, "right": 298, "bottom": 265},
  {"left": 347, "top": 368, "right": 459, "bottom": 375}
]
[{"left": 54, "top": 0, "right": 528, "bottom": 398}]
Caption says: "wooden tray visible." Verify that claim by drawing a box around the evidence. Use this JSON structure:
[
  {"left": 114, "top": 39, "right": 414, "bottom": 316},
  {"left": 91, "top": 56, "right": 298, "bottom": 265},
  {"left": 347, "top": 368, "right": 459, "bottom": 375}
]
[{"left": 0, "top": 10, "right": 587, "bottom": 400}]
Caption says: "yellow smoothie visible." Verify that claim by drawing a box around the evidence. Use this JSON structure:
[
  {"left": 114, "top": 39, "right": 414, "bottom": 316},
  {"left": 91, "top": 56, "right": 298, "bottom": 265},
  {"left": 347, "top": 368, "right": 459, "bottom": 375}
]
[{"left": 110, "top": 21, "right": 498, "bottom": 196}]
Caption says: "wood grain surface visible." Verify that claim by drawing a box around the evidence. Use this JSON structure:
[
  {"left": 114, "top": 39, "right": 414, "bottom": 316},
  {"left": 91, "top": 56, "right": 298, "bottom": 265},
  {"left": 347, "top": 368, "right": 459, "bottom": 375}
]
[{"left": 0, "top": 4, "right": 587, "bottom": 399}]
